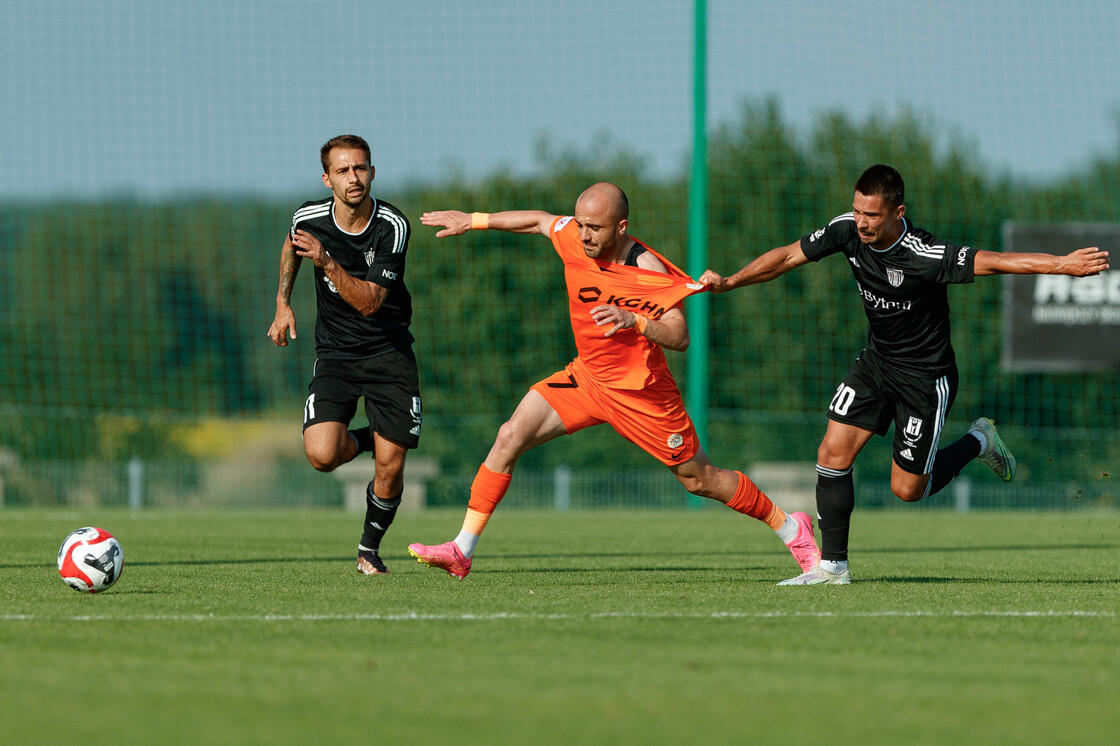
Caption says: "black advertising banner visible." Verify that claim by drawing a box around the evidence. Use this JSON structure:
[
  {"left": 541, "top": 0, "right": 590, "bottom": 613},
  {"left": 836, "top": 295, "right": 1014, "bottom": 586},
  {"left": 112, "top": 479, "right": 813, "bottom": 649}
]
[{"left": 1001, "top": 223, "right": 1120, "bottom": 371}]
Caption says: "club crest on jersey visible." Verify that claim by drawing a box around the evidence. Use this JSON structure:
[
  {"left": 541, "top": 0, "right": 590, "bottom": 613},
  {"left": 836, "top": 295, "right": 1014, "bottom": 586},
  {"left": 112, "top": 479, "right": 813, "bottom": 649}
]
[
  {"left": 905, "top": 416, "right": 923, "bottom": 439},
  {"left": 365, "top": 249, "right": 377, "bottom": 267},
  {"left": 667, "top": 433, "right": 684, "bottom": 449},
  {"left": 409, "top": 397, "right": 423, "bottom": 435},
  {"left": 886, "top": 268, "right": 905, "bottom": 287}
]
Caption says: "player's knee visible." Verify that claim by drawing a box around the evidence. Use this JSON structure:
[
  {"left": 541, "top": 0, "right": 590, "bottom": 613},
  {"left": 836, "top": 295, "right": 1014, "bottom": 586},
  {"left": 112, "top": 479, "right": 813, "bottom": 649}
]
[
  {"left": 678, "top": 474, "right": 707, "bottom": 496},
  {"left": 305, "top": 445, "right": 341, "bottom": 473},
  {"left": 491, "top": 419, "right": 527, "bottom": 460},
  {"left": 891, "top": 477, "right": 926, "bottom": 502},
  {"left": 306, "top": 456, "right": 337, "bottom": 473},
  {"left": 674, "top": 468, "right": 718, "bottom": 499}
]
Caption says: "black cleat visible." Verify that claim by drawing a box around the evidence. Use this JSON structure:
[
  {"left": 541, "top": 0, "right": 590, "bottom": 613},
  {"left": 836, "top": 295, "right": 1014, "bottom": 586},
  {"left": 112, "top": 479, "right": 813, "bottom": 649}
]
[{"left": 357, "top": 550, "right": 390, "bottom": 575}]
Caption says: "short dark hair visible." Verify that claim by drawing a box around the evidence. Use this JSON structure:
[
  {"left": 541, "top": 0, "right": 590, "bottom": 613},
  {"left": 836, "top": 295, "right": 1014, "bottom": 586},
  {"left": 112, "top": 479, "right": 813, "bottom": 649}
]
[
  {"left": 320, "top": 135, "right": 371, "bottom": 173},
  {"left": 855, "top": 164, "right": 905, "bottom": 209}
]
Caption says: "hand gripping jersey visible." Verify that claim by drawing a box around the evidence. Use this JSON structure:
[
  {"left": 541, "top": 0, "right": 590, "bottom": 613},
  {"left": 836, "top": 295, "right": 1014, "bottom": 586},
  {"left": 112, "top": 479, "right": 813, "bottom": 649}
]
[
  {"left": 549, "top": 216, "right": 707, "bottom": 389},
  {"left": 800, "top": 214, "right": 978, "bottom": 369},
  {"left": 290, "top": 196, "right": 414, "bottom": 360}
]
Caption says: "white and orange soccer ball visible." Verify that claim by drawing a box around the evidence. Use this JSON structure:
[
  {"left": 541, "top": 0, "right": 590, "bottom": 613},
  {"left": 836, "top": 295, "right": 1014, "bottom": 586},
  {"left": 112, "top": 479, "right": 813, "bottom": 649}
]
[{"left": 57, "top": 527, "right": 124, "bottom": 593}]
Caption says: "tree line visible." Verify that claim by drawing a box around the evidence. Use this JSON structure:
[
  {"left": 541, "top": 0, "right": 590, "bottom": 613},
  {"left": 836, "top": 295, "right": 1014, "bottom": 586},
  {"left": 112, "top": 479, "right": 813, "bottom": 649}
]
[{"left": 2, "top": 100, "right": 1117, "bottom": 473}]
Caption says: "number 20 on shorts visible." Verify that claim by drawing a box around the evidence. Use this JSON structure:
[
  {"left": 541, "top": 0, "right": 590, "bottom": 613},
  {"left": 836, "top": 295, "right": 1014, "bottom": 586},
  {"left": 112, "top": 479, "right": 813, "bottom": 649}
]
[{"left": 830, "top": 384, "right": 856, "bottom": 416}]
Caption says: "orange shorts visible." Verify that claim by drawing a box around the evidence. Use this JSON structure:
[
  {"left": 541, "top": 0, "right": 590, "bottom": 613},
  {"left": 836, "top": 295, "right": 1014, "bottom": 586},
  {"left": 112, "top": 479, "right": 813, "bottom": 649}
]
[{"left": 531, "top": 359, "right": 700, "bottom": 466}]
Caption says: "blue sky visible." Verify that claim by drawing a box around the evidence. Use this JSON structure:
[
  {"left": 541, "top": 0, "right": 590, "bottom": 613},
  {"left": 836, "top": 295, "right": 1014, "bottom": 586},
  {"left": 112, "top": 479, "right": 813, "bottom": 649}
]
[{"left": 2, "top": 0, "right": 1118, "bottom": 200}]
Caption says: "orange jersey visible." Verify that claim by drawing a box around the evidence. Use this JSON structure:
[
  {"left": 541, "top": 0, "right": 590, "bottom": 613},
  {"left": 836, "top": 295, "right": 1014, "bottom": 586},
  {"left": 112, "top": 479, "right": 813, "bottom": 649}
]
[{"left": 548, "top": 216, "right": 707, "bottom": 390}]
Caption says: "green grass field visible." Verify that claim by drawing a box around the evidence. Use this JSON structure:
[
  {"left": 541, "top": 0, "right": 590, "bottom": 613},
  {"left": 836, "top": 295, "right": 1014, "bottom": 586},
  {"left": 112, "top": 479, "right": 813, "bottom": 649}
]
[{"left": 2, "top": 507, "right": 1118, "bottom": 745}]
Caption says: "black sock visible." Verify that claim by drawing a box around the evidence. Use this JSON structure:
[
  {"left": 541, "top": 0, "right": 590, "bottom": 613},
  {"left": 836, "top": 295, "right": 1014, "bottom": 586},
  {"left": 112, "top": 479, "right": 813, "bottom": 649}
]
[
  {"left": 348, "top": 427, "right": 374, "bottom": 456},
  {"left": 928, "top": 433, "right": 982, "bottom": 496},
  {"left": 359, "top": 483, "right": 400, "bottom": 553},
  {"left": 816, "top": 465, "right": 854, "bottom": 562}
]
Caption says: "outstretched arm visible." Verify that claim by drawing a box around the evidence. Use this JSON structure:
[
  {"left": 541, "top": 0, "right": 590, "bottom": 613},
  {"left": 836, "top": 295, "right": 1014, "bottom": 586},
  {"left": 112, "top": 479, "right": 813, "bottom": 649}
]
[
  {"left": 421, "top": 209, "right": 556, "bottom": 238},
  {"left": 698, "top": 240, "right": 810, "bottom": 293},
  {"left": 974, "top": 247, "right": 1110, "bottom": 277}
]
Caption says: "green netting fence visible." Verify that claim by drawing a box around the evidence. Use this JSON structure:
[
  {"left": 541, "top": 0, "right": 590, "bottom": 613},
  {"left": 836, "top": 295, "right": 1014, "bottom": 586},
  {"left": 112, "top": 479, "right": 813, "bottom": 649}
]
[{"left": 1, "top": 2, "right": 1116, "bottom": 510}]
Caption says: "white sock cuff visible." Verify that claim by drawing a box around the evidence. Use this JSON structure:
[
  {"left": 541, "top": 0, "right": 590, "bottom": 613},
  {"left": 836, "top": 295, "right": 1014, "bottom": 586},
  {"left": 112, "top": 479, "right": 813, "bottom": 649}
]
[
  {"left": 776, "top": 513, "right": 800, "bottom": 544},
  {"left": 454, "top": 529, "right": 479, "bottom": 558}
]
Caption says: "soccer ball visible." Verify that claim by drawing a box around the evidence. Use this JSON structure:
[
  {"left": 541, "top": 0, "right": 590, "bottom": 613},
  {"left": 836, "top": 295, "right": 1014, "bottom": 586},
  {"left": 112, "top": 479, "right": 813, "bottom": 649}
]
[{"left": 57, "top": 527, "right": 124, "bottom": 593}]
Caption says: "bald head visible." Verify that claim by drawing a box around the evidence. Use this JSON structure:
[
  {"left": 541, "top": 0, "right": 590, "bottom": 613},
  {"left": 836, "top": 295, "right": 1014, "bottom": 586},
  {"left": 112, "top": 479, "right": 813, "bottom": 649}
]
[
  {"left": 576, "top": 182, "right": 629, "bottom": 224},
  {"left": 572, "top": 182, "right": 632, "bottom": 261}
]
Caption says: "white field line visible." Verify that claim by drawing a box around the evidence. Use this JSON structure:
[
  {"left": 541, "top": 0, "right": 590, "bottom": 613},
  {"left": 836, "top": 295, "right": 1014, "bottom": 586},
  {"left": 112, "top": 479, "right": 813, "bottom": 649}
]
[{"left": 1, "top": 610, "right": 1115, "bottom": 622}]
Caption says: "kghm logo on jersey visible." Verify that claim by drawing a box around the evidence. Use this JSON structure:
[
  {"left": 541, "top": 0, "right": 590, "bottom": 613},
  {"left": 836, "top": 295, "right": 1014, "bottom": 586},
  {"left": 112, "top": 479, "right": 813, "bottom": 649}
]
[
  {"left": 577, "top": 286, "right": 669, "bottom": 319},
  {"left": 886, "top": 268, "right": 905, "bottom": 287}
]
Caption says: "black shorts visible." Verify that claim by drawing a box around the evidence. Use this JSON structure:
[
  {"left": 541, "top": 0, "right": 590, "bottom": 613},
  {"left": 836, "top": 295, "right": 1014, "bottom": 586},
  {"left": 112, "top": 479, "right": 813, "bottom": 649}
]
[
  {"left": 826, "top": 348, "right": 958, "bottom": 476},
  {"left": 303, "top": 349, "right": 422, "bottom": 449}
]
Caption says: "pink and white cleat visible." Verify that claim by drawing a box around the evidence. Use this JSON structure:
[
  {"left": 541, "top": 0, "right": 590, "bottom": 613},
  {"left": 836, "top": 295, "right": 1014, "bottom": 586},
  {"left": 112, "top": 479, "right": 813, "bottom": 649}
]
[
  {"left": 778, "top": 565, "right": 851, "bottom": 586},
  {"left": 408, "top": 541, "right": 472, "bottom": 580},
  {"left": 786, "top": 511, "right": 822, "bottom": 572}
]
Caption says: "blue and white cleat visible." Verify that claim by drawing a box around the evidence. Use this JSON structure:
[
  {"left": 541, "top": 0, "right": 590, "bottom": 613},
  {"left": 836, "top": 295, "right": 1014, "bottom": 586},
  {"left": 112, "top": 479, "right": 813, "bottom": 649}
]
[{"left": 969, "top": 417, "right": 1016, "bottom": 482}]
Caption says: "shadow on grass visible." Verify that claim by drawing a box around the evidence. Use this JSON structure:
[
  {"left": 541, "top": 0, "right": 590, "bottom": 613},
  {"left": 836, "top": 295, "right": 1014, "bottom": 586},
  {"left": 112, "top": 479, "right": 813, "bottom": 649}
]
[
  {"left": 853, "top": 575, "right": 1120, "bottom": 585},
  {"left": 5, "top": 539, "right": 1116, "bottom": 563},
  {"left": 7, "top": 540, "right": 1118, "bottom": 577}
]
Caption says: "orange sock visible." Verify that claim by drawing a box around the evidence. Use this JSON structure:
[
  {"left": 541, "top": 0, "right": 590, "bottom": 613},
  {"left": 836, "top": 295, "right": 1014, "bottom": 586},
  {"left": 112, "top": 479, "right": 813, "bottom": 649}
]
[
  {"left": 462, "top": 464, "right": 512, "bottom": 536},
  {"left": 725, "top": 471, "right": 786, "bottom": 530}
]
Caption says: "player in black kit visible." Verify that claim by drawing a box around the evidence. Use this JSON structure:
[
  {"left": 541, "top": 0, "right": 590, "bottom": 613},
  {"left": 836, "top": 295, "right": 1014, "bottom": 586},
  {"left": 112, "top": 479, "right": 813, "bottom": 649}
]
[
  {"left": 267, "top": 134, "right": 422, "bottom": 575},
  {"left": 701, "top": 164, "right": 1109, "bottom": 585}
]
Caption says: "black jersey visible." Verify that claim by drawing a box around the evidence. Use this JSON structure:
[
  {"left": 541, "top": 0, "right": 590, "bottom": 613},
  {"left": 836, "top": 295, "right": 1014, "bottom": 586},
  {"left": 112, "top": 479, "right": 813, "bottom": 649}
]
[
  {"left": 801, "top": 214, "right": 978, "bottom": 368},
  {"left": 290, "top": 196, "right": 413, "bottom": 360}
]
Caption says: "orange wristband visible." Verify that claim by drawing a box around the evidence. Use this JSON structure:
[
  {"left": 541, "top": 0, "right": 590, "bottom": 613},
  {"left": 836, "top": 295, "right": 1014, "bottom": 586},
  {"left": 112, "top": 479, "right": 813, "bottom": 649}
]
[
  {"left": 633, "top": 314, "right": 648, "bottom": 334},
  {"left": 471, "top": 212, "right": 490, "bottom": 230}
]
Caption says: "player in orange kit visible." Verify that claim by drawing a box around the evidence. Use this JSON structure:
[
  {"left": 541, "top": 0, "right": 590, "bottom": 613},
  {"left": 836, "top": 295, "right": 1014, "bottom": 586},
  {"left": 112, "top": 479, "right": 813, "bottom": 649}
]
[{"left": 407, "top": 182, "right": 820, "bottom": 580}]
